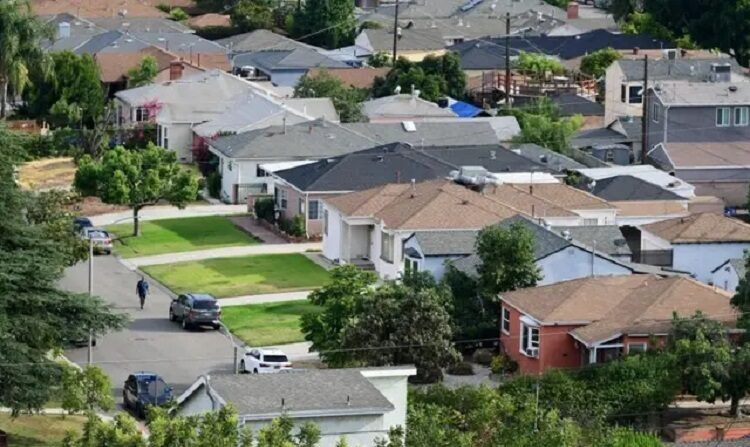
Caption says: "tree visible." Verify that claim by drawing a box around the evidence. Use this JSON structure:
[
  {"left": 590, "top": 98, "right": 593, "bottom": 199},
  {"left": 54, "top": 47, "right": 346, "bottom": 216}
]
[
  {"left": 341, "top": 277, "right": 460, "bottom": 383},
  {"left": 231, "top": 0, "right": 274, "bottom": 32},
  {"left": 606, "top": 428, "right": 663, "bottom": 447},
  {"left": 516, "top": 51, "right": 565, "bottom": 83},
  {"left": 372, "top": 54, "right": 466, "bottom": 102},
  {"left": 24, "top": 190, "right": 88, "bottom": 266},
  {"left": 25, "top": 51, "right": 105, "bottom": 127},
  {"left": 0, "top": 127, "right": 127, "bottom": 415},
  {"left": 0, "top": 0, "right": 51, "bottom": 117},
  {"left": 301, "top": 265, "right": 377, "bottom": 367},
  {"left": 367, "top": 52, "right": 392, "bottom": 68},
  {"left": 731, "top": 254, "right": 750, "bottom": 333},
  {"left": 294, "top": 70, "right": 367, "bottom": 122},
  {"left": 442, "top": 264, "right": 496, "bottom": 340},
  {"left": 503, "top": 97, "right": 583, "bottom": 153},
  {"left": 580, "top": 47, "right": 622, "bottom": 79},
  {"left": 255, "top": 416, "right": 321, "bottom": 447},
  {"left": 128, "top": 56, "right": 159, "bottom": 88},
  {"left": 668, "top": 312, "right": 750, "bottom": 417},
  {"left": 74, "top": 144, "right": 199, "bottom": 236},
  {"left": 475, "top": 221, "right": 541, "bottom": 296},
  {"left": 169, "top": 7, "right": 189, "bottom": 21},
  {"left": 61, "top": 365, "right": 115, "bottom": 414},
  {"left": 295, "top": 0, "right": 355, "bottom": 49}
]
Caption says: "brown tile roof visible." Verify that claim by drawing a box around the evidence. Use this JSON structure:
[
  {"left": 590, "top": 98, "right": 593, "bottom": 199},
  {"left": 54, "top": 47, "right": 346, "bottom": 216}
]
[
  {"left": 95, "top": 45, "right": 176, "bottom": 83},
  {"left": 482, "top": 183, "right": 576, "bottom": 217},
  {"left": 611, "top": 200, "right": 688, "bottom": 217},
  {"left": 176, "top": 51, "right": 231, "bottom": 71},
  {"left": 501, "top": 275, "right": 736, "bottom": 345},
  {"left": 665, "top": 141, "right": 750, "bottom": 167},
  {"left": 325, "top": 180, "right": 519, "bottom": 230},
  {"left": 32, "top": 0, "right": 167, "bottom": 18},
  {"left": 641, "top": 212, "right": 750, "bottom": 243},
  {"left": 306, "top": 68, "right": 391, "bottom": 89},
  {"left": 512, "top": 183, "right": 615, "bottom": 210},
  {"left": 187, "top": 13, "right": 231, "bottom": 28}
]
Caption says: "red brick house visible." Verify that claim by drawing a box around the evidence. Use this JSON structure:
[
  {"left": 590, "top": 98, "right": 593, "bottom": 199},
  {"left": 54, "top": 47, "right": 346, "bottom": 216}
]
[{"left": 499, "top": 275, "right": 738, "bottom": 374}]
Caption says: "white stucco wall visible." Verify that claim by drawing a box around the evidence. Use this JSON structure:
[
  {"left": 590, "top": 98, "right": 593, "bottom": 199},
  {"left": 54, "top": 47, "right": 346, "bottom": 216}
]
[
  {"left": 537, "top": 246, "right": 633, "bottom": 285},
  {"left": 403, "top": 236, "right": 465, "bottom": 281},
  {"left": 673, "top": 243, "right": 750, "bottom": 283},
  {"left": 711, "top": 263, "right": 741, "bottom": 292},
  {"left": 165, "top": 122, "right": 194, "bottom": 162},
  {"left": 640, "top": 230, "right": 672, "bottom": 251},
  {"left": 211, "top": 148, "right": 277, "bottom": 203},
  {"left": 322, "top": 205, "right": 344, "bottom": 262},
  {"left": 604, "top": 63, "right": 644, "bottom": 125},
  {"left": 371, "top": 225, "right": 411, "bottom": 280}
]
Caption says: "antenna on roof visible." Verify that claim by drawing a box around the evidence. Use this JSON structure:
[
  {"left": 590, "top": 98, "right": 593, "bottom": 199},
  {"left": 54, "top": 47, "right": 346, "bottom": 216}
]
[
  {"left": 410, "top": 178, "right": 416, "bottom": 198},
  {"left": 347, "top": 395, "right": 351, "bottom": 406}
]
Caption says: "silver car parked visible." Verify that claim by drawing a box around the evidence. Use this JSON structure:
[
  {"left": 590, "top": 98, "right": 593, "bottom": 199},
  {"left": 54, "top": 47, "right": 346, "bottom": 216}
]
[
  {"left": 169, "top": 294, "right": 221, "bottom": 330},
  {"left": 81, "top": 227, "right": 113, "bottom": 254}
]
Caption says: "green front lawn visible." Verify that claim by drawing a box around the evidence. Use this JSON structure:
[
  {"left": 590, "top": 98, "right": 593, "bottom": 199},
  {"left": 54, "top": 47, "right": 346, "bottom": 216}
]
[
  {"left": 106, "top": 215, "right": 257, "bottom": 258},
  {"left": 0, "top": 414, "right": 87, "bottom": 446},
  {"left": 221, "top": 300, "right": 320, "bottom": 346},
  {"left": 142, "top": 253, "right": 330, "bottom": 298}
]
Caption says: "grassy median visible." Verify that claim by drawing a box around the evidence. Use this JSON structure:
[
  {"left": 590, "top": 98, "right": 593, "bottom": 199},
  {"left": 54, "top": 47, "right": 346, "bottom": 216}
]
[
  {"left": 221, "top": 300, "right": 320, "bottom": 346},
  {"left": 106, "top": 215, "right": 257, "bottom": 258},
  {"left": 0, "top": 414, "right": 87, "bottom": 446},
  {"left": 143, "top": 253, "right": 330, "bottom": 298}
]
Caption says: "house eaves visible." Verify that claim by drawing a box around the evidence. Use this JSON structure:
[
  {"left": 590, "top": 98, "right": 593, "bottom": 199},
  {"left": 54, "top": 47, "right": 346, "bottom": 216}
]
[{"left": 240, "top": 405, "right": 393, "bottom": 422}]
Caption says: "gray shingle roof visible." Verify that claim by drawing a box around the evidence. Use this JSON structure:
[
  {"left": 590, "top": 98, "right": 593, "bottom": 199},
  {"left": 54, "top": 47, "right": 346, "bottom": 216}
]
[
  {"left": 218, "top": 29, "right": 316, "bottom": 53},
  {"left": 413, "top": 230, "right": 478, "bottom": 256},
  {"left": 232, "top": 48, "right": 348, "bottom": 72},
  {"left": 361, "top": 28, "right": 446, "bottom": 52},
  {"left": 589, "top": 175, "right": 683, "bottom": 201},
  {"left": 509, "top": 143, "right": 587, "bottom": 172},
  {"left": 552, "top": 225, "right": 632, "bottom": 257},
  {"left": 90, "top": 17, "right": 193, "bottom": 33},
  {"left": 207, "top": 370, "right": 394, "bottom": 419},
  {"left": 617, "top": 58, "right": 745, "bottom": 82}
]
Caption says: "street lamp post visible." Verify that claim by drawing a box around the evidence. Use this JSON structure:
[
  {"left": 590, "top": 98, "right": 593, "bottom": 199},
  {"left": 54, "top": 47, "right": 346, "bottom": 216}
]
[
  {"left": 88, "top": 237, "right": 94, "bottom": 365},
  {"left": 218, "top": 321, "right": 241, "bottom": 375}
]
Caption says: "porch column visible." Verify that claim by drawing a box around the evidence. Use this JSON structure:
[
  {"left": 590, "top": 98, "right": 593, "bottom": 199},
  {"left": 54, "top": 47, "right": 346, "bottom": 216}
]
[
  {"left": 588, "top": 347, "right": 597, "bottom": 364},
  {"left": 346, "top": 223, "right": 352, "bottom": 262}
]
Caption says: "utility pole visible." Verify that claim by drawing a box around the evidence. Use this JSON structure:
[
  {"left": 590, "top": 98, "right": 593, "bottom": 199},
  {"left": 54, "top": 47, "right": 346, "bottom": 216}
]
[
  {"left": 504, "top": 12, "right": 511, "bottom": 108},
  {"left": 392, "top": 0, "right": 400, "bottom": 64},
  {"left": 640, "top": 54, "right": 649, "bottom": 164},
  {"left": 87, "top": 237, "right": 94, "bottom": 366}
]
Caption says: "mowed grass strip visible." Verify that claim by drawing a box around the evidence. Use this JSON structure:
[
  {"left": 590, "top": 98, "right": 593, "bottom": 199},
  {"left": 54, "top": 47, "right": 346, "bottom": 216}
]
[
  {"left": 0, "top": 414, "right": 87, "bottom": 446},
  {"left": 143, "top": 253, "right": 330, "bottom": 298},
  {"left": 221, "top": 300, "right": 320, "bottom": 346},
  {"left": 106, "top": 215, "right": 257, "bottom": 258}
]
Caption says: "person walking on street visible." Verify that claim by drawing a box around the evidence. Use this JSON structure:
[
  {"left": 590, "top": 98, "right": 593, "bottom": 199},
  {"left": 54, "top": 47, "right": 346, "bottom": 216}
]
[{"left": 136, "top": 276, "right": 149, "bottom": 310}]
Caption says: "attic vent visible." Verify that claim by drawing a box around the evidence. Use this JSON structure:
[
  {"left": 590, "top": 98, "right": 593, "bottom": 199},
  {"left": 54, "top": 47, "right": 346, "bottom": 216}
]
[
  {"left": 562, "top": 230, "right": 572, "bottom": 240},
  {"left": 729, "top": 85, "right": 738, "bottom": 93},
  {"left": 402, "top": 121, "right": 416, "bottom": 132}
]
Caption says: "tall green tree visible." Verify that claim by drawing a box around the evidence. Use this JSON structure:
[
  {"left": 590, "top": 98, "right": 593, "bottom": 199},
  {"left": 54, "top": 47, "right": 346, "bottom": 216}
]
[
  {"left": 504, "top": 97, "right": 583, "bottom": 154},
  {"left": 295, "top": 0, "right": 355, "bottom": 49},
  {"left": 231, "top": 0, "right": 274, "bottom": 32},
  {"left": 580, "top": 47, "right": 622, "bottom": 79},
  {"left": 0, "top": 127, "right": 127, "bottom": 415},
  {"left": 475, "top": 221, "right": 541, "bottom": 296},
  {"left": 61, "top": 365, "right": 115, "bottom": 414},
  {"left": 0, "top": 0, "right": 51, "bottom": 117},
  {"left": 128, "top": 56, "right": 159, "bottom": 88},
  {"left": 731, "top": 253, "right": 750, "bottom": 333},
  {"left": 372, "top": 54, "right": 466, "bottom": 102},
  {"left": 516, "top": 51, "right": 565, "bottom": 83},
  {"left": 294, "top": 70, "right": 367, "bottom": 122},
  {"left": 301, "top": 265, "right": 377, "bottom": 367},
  {"left": 74, "top": 144, "right": 199, "bottom": 236}
]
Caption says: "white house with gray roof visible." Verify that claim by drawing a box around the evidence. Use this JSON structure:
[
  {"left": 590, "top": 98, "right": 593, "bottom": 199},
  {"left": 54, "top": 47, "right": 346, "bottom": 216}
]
[{"left": 176, "top": 367, "right": 415, "bottom": 447}]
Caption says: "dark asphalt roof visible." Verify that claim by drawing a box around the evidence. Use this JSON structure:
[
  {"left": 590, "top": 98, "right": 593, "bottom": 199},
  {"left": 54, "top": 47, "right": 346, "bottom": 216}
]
[
  {"left": 509, "top": 143, "right": 587, "bottom": 172},
  {"left": 572, "top": 117, "right": 641, "bottom": 149},
  {"left": 411, "top": 230, "right": 478, "bottom": 256},
  {"left": 275, "top": 144, "right": 551, "bottom": 192},
  {"left": 206, "top": 370, "right": 394, "bottom": 418},
  {"left": 232, "top": 48, "right": 348, "bottom": 71},
  {"left": 552, "top": 225, "right": 632, "bottom": 257},
  {"left": 590, "top": 175, "right": 683, "bottom": 201},
  {"left": 515, "top": 93, "right": 604, "bottom": 117}
]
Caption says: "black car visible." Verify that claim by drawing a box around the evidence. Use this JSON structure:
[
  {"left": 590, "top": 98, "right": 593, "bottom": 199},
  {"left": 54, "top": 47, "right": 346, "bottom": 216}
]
[
  {"left": 122, "top": 372, "right": 173, "bottom": 418},
  {"left": 73, "top": 217, "right": 93, "bottom": 232},
  {"left": 169, "top": 293, "right": 221, "bottom": 330}
]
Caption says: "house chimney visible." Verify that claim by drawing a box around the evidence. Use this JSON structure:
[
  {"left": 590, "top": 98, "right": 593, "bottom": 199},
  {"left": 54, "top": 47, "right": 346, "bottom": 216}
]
[
  {"left": 58, "top": 21, "right": 71, "bottom": 39},
  {"left": 169, "top": 60, "right": 184, "bottom": 80},
  {"left": 566, "top": 2, "right": 578, "bottom": 19}
]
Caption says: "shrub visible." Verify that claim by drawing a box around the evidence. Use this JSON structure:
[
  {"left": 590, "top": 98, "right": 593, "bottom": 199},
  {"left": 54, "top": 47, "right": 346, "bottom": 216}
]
[
  {"left": 278, "top": 215, "right": 305, "bottom": 237},
  {"left": 472, "top": 348, "right": 494, "bottom": 366},
  {"left": 491, "top": 354, "right": 518, "bottom": 375},
  {"left": 196, "top": 177, "right": 207, "bottom": 200},
  {"left": 207, "top": 171, "right": 221, "bottom": 198},
  {"left": 254, "top": 197, "right": 275, "bottom": 222},
  {"left": 446, "top": 361, "right": 475, "bottom": 376},
  {"left": 410, "top": 367, "right": 443, "bottom": 384},
  {"left": 169, "top": 7, "right": 189, "bottom": 21}
]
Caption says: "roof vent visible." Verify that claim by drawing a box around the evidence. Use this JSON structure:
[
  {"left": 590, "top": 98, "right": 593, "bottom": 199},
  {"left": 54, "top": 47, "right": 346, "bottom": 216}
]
[
  {"left": 729, "top": 85, "right": 738, "bottom": 93},
  {"left": 562, "top": 230, "right": 572, "bottom": 240},
  {"left": 375, "top": 155, "right": 384, "bottom": 162},
  {"left": 402, "top": 121, "right": 416, "bottom": 132},
  {"left": 490, "top": 150, "right": 496, "bottom": 160},
  {"left": 539, "top": 154, "right": 548, "bottom": 163}
]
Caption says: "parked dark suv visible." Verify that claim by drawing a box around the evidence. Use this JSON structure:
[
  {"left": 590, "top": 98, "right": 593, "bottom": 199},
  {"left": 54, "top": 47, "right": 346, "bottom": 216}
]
[
  {"left": 169, "top": 293, "right": 221, "bottom": 330},
  {"left": 122, "top": 372, "right": 172, "bottom": 419}
]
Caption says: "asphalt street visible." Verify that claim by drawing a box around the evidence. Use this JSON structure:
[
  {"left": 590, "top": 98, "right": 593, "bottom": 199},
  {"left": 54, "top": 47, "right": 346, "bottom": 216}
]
[{"left": 59, "top": 255, "right": 236, "bottom": 400}]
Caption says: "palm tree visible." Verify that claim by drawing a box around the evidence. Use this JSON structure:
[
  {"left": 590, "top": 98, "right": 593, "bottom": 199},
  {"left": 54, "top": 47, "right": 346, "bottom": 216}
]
[{"left": 0, "top": 0, "right": 51, "bottom": 118}]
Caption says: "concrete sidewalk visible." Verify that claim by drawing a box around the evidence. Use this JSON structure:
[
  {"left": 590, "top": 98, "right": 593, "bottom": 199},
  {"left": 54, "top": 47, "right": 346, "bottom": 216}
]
[
  {"left": 219, "top": 290, "right": 312, "bottom": 307},
  {"left": 90, "top": 204, "right": 247, "bottom": 226},
  {"left": 122, "top": 242, "right": 322, "bottom": 268},
  {"left": 258, "top": 341, "right": 316, "bottom": 361}
]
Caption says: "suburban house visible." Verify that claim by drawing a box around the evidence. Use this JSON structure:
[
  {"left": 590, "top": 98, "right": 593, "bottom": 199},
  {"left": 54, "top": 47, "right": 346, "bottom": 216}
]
[
  {"left": 362, "top": 94, "right": 458, "bottom": 122},
  {"left": 271, "top": 143, "right": 554, "bottom": 236},
  {"left": 508, "top": 143, "right": 587, "bottom": 176},
  {"left": 32, "top": 0, "right": 188, "bottom": 18},
  {"left": 645, "top": 82, "right": 750, "bottom": 206},
  {"left": 711, "top": 258, "right": 746, "bottom": 293},
  {"left": 305, "top": 67, "right": 391, "bottom": 89},
  {"left": 115, "top": 70, "right": 271, "bottom": 161},
  {"left": 442, "top": 216, "right": 645, "bottom": 284},
  {"left": 572, "top": 116, "right": 642, "bottom": 162},
  {"left": 176, "top": 367, "right": 415, "bottom": 447},
  {"left": 218, "top": 29, "right": 316, "bottom": 55},
  {"left": 231, "top": 48, "right": 350, "bottom": 87},
  {"left": 633, "top": 213, "right": 750, "bottom": 282},
  {"left": 604, "top": 57, "right": 747, "bottom": 124},
  {"left": 354, "top": 28, "right": 447, "bottom": 62},
  {"left": 207, "top": 119, "right": 503, "bottom": 203},
  {"left": 499, "top": 274, "right": 737, "bottom": 374},
  {"left": 321, "top": 179, "right": 620, "bottom": 279}
]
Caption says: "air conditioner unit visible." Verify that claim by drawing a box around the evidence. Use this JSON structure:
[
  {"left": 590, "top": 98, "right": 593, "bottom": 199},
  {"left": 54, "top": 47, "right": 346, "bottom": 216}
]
[{"left": 526, "top": 347, "right": 539, "bottom": 358}]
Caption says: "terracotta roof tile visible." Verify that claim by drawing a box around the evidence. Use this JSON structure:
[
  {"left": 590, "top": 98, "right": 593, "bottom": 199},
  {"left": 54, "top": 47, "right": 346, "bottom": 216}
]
[
  {"left": 511, "top": 183, "right": 615, "bottom": 210},
  {"left": 641, "top": 212, "right": 750, "bottom": 243},
  {"left": 33, "top": 0, "right": 167, "bottom": 18},
  {"left": 611, "top": 200, "right": 688, "bottom": 217},
  {"left": 187, "top": 13, "right": 231, "bottom": 28},
  {"left": 306, "top": 68, "right": 391, "bottom": 89},
  {"left": 482, "top": 183, "right": 576, "bottom": 217}
]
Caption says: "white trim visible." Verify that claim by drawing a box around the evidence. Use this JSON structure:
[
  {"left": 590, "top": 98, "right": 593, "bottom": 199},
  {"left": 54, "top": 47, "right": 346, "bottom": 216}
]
[
  {"left": 501, "top": 306, "right": 511, "bottom": 335},
  {"left": 627, "top": 342, "right": 647, "bottom": 353}
]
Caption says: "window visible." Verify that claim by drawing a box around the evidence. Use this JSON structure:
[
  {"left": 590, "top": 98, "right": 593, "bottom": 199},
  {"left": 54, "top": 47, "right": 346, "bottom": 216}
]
[
  {"left": 308, "top": 200, "right": 321, "bottom": 220},
  {"left": 716, "top": 107, "right": 731, "bottom": 127},
  {"left": 605, "top": 149, "right": 615, "bottom": 162},
  {"left": 652, "top": 103, "right": 660, "bottom": 123},
  {"left": 735, "top": 107, "right": 749, "bottom": 126},
  {"left": 628, "top": 84, "right": 643, "bottom": 104},
  {"left": 583, "top": 218, "right": 598, "bottom": 225},
  {"left": 404, "top": 258, "right": 418, "bottom": 276},
  {"left": 298, "top": 198, "right": 305, "bottom": 214},
  {"left": 256, "top": 165, "right": 268, "bottom": 177},
  {"left": 380, "top": 231, "right": 394, "bottom": 263},
  {"left": 323, "top": 210, "right": 329, "bottom": 236},
  {"left": 161, "top": 126, "right": 169, "bottom": 148},
  {"left": 628, "top": 343, "right": 647, "bottom": 354},
  {"left": 134, "top": 107, "right": 150, "bottom": 122},
  {"left": 520, "top": 322, "right": 539, "bottom": 357},
  {"left": 501, "top": 307, "right": 511, "bottom": 335},
  {"left": 620, "top": 84, "right": 627, "bottom": 103},
  {"left": 278, "top": 189, "right": 288, "bottom": 210}
]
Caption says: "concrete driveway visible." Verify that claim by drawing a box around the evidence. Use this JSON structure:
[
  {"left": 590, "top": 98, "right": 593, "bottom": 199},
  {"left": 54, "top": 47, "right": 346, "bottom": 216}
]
[{"left": 59, "top": 256, "right": 236, "bottom": 399}]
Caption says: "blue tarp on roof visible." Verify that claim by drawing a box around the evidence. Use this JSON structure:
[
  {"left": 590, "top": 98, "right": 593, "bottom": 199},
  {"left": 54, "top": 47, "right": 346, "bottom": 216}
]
[{"left": 449, "top": 101, "right": 483, "bottom": 118}]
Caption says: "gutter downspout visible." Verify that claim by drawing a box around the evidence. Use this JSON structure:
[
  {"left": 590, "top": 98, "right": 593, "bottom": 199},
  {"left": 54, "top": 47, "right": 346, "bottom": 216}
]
[{"left": 304, "top": 192, "right": 310, "bottom": 239}]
